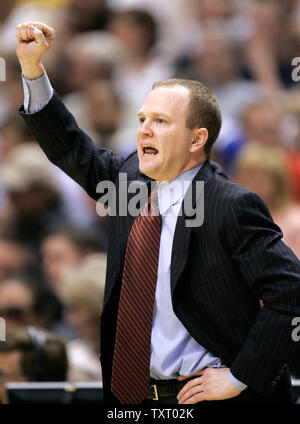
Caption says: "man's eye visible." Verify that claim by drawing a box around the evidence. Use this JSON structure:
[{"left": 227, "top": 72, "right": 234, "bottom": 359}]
[
  {"left": 138, "top": 117, "right": 145, "bottom": 123},
  {"left": 156, "top": 118, "right": 165, "bottom": 124}
]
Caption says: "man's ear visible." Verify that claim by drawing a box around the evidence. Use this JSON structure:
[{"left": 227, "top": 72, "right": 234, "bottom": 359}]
[{"left": 190, "top": 128, "right": 208, "bottom": 153}]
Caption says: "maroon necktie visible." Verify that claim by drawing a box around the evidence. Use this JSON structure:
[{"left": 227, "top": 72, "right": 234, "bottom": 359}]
[{"left": 111, "top": 187, "right": 161, "bottom": 404}]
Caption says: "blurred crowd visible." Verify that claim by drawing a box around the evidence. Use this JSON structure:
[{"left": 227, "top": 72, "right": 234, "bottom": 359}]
[{"left": 1, "top": 0, "right": 300, "bottom": 402}]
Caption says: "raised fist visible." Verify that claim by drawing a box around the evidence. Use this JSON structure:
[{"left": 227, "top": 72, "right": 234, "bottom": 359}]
[{"left": 16, "top": 21, "right": 55, "bottom": 79}]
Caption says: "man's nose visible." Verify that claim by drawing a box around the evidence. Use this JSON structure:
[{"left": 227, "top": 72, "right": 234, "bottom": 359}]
[{"left": 140, "top": 119, "right": 153, "bottom": 137}]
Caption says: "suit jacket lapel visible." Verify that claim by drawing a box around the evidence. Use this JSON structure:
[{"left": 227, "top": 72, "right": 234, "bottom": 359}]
[{"left": 170, "top": 160, "right": 215, "bottom": 295}]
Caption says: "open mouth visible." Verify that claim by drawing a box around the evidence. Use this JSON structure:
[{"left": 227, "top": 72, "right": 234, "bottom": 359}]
[{"left": 142, "top": 144, "right": 159, "bottom": 156}]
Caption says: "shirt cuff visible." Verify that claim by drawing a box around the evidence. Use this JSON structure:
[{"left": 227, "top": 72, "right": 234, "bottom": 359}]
[
  {"left": 228, "top": 371, "right": 247, "bottom": 391},
  {"left": 22, "top": 71, "right": 54, "bottom": 114}
]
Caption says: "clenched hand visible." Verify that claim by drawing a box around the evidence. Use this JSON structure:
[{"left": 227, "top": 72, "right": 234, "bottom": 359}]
[{"left": 16, "top": 21, "right": 55, "bottom": 80}]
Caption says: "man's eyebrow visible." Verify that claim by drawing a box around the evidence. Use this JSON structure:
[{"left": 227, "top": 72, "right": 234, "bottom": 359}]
[{"left": 137, "top": 111, "right": 171, "bottom": 119}]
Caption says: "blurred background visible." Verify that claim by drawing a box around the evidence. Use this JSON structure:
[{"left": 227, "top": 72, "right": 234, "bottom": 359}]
[{"left": 0, "top": 0, "right": 300, "bottom": 402}]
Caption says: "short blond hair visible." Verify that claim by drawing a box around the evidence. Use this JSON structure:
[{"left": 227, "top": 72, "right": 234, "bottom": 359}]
[
  {"left": 152, "top": 78, "right": 222, "bottom": 159},
  {"left": 235, "top": 143, "right": 292, "bottom": 209},
  {"left": 58, "top": 253, "right": 107, "bottom": 320}
]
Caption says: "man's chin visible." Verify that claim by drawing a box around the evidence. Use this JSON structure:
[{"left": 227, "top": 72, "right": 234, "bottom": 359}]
[
  {"left": 138, "top": 162, "right": 158, "bottom": 180},
  {"left": 138, "top": 166, "right": 154, "bottom": 179}
]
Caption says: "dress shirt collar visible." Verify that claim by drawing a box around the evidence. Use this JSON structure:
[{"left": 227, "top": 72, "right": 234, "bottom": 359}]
[{"left": 158, "top": 163, "right": 203, "bottom": 216}]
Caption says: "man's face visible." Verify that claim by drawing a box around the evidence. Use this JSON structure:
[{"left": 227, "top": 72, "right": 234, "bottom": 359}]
[
  {"left": 0, "top": 281, "right": 35, "bottom": 331},
  {"left": 41, "top": 235, "right": 82, "bottom": 290},
  {"left": 244, "top": 107, "right": 281, "bottom": 146},
  {"left": 0, "top": 240, "right": 25, "bottom": 281},
  {"left": 0, "top": 351, "right": 26, "bottom": 404},
  {"left": 136, "top": 86, "right": 196, "bottom": 182}
]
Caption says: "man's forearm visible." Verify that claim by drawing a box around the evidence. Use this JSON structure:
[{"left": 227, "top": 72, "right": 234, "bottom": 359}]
[{"left": 19, "top": 60, "right": 45, "bottom": 81}]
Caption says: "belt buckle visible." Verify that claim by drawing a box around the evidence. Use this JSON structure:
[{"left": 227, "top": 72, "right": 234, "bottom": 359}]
[{"left": 149, "top": 384, "right": 159, "bottom": 401}]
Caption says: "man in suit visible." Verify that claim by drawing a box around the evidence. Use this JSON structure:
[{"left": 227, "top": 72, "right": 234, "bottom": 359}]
[{"left": 15, "top": 22, "right": 300, "bottom": 404}]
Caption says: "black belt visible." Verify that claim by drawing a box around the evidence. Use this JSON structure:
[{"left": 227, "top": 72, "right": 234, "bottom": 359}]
[{"left": 147, "top": 379, "right": 188, "bottom": 401}]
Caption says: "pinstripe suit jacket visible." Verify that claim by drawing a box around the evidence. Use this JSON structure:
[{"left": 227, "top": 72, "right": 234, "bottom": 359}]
[{"left": 20, "top": 92, "right": 300, "bottom": 403}]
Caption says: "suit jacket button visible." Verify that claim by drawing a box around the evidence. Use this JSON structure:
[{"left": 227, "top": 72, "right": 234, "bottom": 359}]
[
  {"left": 275, "top": 376, "right": 281, "bottom": 381},
  {"left": 271, "top": 381, "right": 277, "bottom": 387}
]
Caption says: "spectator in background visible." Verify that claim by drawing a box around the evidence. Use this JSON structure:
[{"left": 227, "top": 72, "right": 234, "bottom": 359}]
[
  {"left": 57, "top": 254, "right": 106, "bottom": 382},
  {"left": 0, "top": 143, "right": 69, "bottom": 254},
  {"left": 79, "top": 79, "right": 123, "bottom": 151},
  {"left": 189, "top": 30, "right": 262, "bottom": 121},
  {"left": 108, "top": 0, "right": 201, "bottom": 60},
  {"left": 0, "top": 0, "right": 57, "bottom": 57},
  {"left": 0, "top": 119, "right": 34, "bottom": 223},
  {"left": 41, "top": 226, "right": 104, "bottom": 291},
  {"left": 0, "top": 0, "right": 16, "bottom": 25},
  {"left": 184, "top": 30, "right": 262, "bottom": 172},
  {"left": 237, "top": 101, "right": 300, "bottom": 202},
  {"left": 0, "top": 139, "right": 98, "bottom": 231},
  {"left": 64, "top": 77, "right": 127, "bottom": 156},
  {"left": 0, "top": 327, "right": 68, "bottom": 404},
  {"left": 241, "top": 102, "right": 283, "bottom": 148},
  {"left": 0, "top": 118, "right": 34, "bottom": 214},
  {"left": 0, "top": 236, "right": 36, "bottom": 282},
  {"left": 109, "top": 9, "right": 174, "bottom": 154},
  {"left": 0, "top": 276, "right": 74, "bottom": 340},
  {"left": 70, "top": 79, "right": 134, "bottom": 158},
  {"left": 269, "top": 89, "right": 300, "bottom": 203},
  {"left": 218, "top": 100, "right": 285, "bottom": 176},
  {"left": 61, "top": 31, "right": 125, "bottom": 98},
  {"left": 196, "top": 0, "right": 235, "bottom": 21},
  {"left": 55, "top": 30, "right": 125, "bottom": 124},
  {"left": 245, "top": 0, "right": 300, "bottom": 92},
  {"left": 0, "top": 115, "right": 34, "bottom": 160},
  {"left": 0, "top": 56, "right": 25, "bottom": 127},
  {"left": 234, "top": 143, "right": 300, "bottom": 259},
  {"left": 63, "top": 0, "right": 111, "bottom": 34},
  {"left": 0, "top": 278, "right": 41, "bottom": 331}
]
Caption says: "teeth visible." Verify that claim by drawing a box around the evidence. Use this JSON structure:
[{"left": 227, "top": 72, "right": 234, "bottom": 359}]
[{"left": 142, "top": 144, "right": 158, "bottom": 156}]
